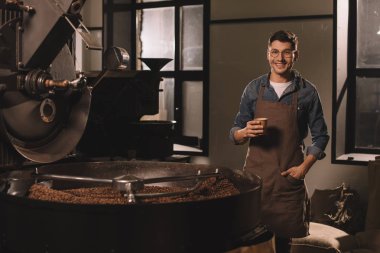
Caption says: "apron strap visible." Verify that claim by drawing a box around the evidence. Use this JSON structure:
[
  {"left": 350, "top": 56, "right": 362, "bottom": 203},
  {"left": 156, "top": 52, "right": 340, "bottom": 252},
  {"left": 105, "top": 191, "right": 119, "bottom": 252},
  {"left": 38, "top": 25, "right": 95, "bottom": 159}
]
[
  {"left": 258, "top": 85, "right": 265, "bottom": 102},
  {"left": 258, "top": 78, "right": 299, "bottom": 107}
]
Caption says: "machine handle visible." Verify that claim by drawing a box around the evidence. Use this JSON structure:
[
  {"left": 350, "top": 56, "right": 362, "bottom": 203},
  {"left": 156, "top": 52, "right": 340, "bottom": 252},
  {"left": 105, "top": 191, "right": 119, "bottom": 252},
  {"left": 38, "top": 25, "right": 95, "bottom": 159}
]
[{"left": 44, "top": 73, "right": 87, "bottom": 90}]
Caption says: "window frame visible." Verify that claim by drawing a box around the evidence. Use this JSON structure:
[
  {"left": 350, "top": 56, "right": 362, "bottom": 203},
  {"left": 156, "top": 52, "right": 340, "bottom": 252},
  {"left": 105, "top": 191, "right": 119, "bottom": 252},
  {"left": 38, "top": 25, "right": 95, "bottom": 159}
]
[
  {"left": 103, "top": 0, "right": 210, "bottom": 156},
  {"left": 333, "top": 0, "right": 380, "bottom": 165}
]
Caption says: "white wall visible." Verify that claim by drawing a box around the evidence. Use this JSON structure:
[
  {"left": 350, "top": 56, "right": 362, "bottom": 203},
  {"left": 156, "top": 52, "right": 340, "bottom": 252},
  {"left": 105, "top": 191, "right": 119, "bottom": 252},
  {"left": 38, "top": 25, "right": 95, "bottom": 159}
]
[
  {"left": 207, "top": 0, "right": 369, "bottom": 200},
  {"left": 211, "top": 0, "right": 334, "bottom": 20}
]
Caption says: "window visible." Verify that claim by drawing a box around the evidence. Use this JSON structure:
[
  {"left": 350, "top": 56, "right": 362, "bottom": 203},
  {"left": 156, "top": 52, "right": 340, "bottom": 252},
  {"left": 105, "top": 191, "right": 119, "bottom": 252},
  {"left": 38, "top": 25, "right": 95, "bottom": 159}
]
[
  {"left": 104, "top": 0, "right": 209, "bottom": 155},
  {"left": 334, "top": 0, "right": 380, "bottom": 164}
]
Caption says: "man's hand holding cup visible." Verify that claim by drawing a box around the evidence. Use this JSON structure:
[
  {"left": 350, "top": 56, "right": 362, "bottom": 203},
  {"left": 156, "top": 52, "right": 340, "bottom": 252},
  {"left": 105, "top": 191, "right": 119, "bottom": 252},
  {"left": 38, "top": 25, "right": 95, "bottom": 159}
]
[{"left": 244, "top": 117, "right": 268, "bottom": 137}]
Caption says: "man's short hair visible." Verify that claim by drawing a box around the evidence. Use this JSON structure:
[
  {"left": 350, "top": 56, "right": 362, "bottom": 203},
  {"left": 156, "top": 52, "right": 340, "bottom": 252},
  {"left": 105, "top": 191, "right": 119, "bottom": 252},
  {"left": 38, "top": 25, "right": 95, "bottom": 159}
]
[{"left": 268, "top": 30, "right": 298, "bottom": 50}]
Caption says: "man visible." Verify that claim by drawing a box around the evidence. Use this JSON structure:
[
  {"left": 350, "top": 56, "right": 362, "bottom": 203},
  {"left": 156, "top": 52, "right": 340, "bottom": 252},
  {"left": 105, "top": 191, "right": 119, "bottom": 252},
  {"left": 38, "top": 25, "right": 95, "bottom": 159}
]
[{"left": 229, "top": 30, "right": 329, "bottom": 253}]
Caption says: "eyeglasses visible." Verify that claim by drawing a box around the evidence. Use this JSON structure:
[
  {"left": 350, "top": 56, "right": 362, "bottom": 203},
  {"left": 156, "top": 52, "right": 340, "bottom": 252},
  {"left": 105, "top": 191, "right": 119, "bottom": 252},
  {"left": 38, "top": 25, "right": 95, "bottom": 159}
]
[{"left": 268, "top": 49, "right": 296, "bottom": 58}]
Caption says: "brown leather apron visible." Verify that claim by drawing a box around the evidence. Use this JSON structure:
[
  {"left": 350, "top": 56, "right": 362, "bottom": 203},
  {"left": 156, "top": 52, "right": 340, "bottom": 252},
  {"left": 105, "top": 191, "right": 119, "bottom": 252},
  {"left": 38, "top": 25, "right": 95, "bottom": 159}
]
[{"left": 243, "top": 83, "right": 310, "bottom": 238}]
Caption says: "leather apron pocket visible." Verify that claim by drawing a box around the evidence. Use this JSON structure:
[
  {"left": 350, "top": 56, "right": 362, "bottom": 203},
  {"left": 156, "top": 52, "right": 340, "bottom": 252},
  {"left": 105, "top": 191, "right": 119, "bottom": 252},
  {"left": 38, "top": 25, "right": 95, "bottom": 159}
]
[
  {"left": 286, "top": 174, "right": 304, "bottom": 186},
  {"left": 265, "top": 174, "right": 308, "bottom": 238},
  {"left": 272, "top": 173, "right": 305, "bottom": 201}
]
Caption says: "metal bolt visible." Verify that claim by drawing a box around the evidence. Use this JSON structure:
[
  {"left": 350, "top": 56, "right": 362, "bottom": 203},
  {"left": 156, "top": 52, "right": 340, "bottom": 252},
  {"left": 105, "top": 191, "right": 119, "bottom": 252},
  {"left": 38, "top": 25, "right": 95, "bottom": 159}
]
[{"left": 70, "top": 1, "right": 82, "bottom": 14}]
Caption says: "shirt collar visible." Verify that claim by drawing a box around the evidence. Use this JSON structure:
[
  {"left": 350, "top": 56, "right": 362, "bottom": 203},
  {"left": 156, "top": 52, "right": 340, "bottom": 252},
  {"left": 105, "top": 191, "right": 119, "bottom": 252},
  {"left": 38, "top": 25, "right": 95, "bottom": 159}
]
[{"left": 261, "top": 70, "right": 304, "bottom": 90}]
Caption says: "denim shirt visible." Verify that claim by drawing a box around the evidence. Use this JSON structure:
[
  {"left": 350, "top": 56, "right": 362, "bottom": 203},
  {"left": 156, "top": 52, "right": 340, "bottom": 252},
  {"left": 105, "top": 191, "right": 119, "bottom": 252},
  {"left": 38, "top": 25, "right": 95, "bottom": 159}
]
[{"left": 229, "top": 71, "right": 329, "bottom": 160}]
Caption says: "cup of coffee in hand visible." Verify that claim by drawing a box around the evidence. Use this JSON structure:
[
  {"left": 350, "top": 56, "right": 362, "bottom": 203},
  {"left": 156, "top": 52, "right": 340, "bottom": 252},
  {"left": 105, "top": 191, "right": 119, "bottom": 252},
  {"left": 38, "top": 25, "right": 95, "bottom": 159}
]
[{"left": 255, "top": 117, "right": 268, "bottom": 135}]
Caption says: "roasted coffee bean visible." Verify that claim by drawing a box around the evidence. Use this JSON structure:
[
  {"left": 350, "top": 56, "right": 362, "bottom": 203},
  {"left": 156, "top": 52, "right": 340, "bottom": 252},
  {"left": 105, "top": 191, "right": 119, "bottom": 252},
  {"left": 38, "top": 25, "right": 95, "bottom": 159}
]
[{"left": 28, "top": 177, "right": 240, "bottom": 204}]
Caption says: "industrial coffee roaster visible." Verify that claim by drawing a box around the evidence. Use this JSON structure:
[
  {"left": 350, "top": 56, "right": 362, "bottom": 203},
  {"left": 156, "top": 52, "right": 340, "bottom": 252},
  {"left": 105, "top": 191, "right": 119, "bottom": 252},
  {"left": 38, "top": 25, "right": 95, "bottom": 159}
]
[{"left": 0, "top": 1, "right": 267, "bottom": 252}]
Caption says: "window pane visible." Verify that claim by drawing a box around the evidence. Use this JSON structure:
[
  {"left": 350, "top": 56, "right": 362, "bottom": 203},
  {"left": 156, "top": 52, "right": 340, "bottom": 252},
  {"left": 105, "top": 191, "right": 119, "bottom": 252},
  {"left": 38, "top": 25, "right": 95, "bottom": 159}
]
[
  {"left": 141, "top": 78, "right": 174, "bottom": 121},
  {"left": 159, "top": 78, "right": 175, "bottom": 121},
  {"left": 137, "top": 8, "right": 174, "bottom": 71},
  {"left": 357, "top": 0, "right": 380, "bottom": 68},
  {"left": 182, "top": 81, "right": 203, "bottom": 138},
  {"left": 181, "top": 5, "right": 203, "bottom": 70},
  {"left": 75, "top": 29, "right": 102, "bottom": 71},
  {"left": 113, "top": 12, "right": 132, "bottom": 55},
  {"left": 355, "top": 77, "right": 380, "bottom": 149}
]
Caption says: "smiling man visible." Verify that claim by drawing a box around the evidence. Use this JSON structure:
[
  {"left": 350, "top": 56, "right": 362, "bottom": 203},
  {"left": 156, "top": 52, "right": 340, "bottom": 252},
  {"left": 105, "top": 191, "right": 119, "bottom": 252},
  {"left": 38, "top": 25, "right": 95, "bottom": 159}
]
[{"left": 229, "top": 30, "right": 329, "bottom": 253}]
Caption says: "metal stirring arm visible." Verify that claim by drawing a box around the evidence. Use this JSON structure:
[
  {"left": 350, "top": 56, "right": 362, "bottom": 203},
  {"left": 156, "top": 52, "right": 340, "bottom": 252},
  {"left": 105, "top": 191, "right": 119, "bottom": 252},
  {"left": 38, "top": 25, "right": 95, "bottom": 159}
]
[
  {"left": 113, "top": 169, "right": 220, "bottom": 202},
  {"left": 32, "top": 168, "right": 221, "bottom": 203}
]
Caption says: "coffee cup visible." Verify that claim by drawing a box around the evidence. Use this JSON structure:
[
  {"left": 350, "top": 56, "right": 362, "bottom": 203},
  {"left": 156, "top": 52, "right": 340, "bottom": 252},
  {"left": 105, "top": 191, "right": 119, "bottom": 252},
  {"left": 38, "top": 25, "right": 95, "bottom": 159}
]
[{"left": 255, "top": 117, "right": 268, "bottom": 135}]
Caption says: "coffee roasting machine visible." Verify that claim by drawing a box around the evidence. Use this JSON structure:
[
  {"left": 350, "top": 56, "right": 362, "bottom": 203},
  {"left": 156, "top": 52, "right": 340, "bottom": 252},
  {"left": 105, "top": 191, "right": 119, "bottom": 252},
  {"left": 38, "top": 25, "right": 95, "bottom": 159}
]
[{"left": 0, "top": 1, "right": 270, "bottom": 252}]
